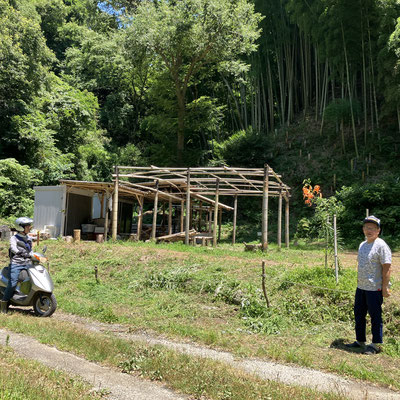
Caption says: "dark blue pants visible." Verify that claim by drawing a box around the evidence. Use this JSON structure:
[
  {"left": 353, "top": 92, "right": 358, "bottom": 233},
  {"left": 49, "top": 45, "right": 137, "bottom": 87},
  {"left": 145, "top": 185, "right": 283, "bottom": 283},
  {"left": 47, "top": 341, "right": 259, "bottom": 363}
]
[
  {"left": 2, "top": 264, "right": 28, "bottom": 302},
  {"left": 354, "top": 288, "right": 383, "bottom": 344}
]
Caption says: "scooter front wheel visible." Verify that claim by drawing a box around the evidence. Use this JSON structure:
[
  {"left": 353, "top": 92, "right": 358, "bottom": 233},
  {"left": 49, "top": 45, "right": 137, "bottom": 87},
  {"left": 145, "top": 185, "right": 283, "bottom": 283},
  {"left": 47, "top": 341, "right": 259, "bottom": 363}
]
[{"left": 33, "top": 293, "right": 57, "bottom": 317}]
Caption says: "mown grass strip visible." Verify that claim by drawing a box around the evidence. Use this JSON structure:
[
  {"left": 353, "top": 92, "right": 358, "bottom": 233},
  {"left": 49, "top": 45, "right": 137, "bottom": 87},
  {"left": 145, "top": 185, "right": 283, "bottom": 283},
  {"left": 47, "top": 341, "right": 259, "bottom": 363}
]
[
  {"left": 0, "top": 315, "right": 345, "bottom": 400},
  {"left": 0, "top": 345, "right": 104, "bottom": 400}
]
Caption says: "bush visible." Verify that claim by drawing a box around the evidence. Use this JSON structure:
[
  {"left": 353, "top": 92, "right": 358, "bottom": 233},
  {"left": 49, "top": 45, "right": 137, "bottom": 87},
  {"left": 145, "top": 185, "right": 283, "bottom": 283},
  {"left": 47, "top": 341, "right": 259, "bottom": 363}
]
[
  {"left": 0, "top": 158, "right": 41, "bottom": 217},
  {"left": 336, "top": 179, "right": 400, "bottom": 248}
]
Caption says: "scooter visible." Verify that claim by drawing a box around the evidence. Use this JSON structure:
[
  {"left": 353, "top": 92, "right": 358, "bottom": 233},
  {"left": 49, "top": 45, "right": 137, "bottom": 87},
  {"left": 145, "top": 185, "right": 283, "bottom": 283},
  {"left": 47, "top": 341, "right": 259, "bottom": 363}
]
[{"left": 0, "top": 245, "right": 57, "bottom": 317}]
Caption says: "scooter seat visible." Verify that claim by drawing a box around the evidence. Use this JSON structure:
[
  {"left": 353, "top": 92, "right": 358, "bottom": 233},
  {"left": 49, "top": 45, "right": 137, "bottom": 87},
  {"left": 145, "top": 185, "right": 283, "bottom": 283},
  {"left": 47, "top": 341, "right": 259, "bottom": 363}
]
[{"left": 1, "top": 267, "right": 29, "bottom": 282}]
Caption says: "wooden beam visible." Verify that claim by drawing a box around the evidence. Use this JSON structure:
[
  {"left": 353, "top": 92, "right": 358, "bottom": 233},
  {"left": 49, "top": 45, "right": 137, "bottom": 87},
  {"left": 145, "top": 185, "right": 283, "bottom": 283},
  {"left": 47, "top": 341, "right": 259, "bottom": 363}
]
[
  {"left": 111, "top": 166, "right": 119, "bottom": 240},
  {"left": 190, "top": 193, "right": 233, "bottom": 211}
]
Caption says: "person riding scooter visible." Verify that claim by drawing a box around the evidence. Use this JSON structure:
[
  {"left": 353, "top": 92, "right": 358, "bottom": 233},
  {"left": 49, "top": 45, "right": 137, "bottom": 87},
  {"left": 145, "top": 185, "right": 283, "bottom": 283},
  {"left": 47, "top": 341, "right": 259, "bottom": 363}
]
[{"left": 0, "top": 217, "right": 33, "bottom": 314}]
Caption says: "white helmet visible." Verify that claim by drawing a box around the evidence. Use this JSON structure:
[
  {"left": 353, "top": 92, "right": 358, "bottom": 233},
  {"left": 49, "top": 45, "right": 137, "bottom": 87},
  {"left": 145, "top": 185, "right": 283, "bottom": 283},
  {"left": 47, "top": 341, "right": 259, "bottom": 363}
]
[{"left": 15, "top": 217, "right": 33, "bottom": 230}]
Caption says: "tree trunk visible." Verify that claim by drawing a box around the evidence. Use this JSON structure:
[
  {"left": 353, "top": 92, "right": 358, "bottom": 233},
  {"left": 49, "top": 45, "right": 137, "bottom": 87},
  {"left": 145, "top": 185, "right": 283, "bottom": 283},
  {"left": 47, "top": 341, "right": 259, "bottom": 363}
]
[
  {"left": 177, "top": 92, "right": 186, "bottom": 165},
  {"left": 342, "top": 23, "right": 359, "bottom": 158}
]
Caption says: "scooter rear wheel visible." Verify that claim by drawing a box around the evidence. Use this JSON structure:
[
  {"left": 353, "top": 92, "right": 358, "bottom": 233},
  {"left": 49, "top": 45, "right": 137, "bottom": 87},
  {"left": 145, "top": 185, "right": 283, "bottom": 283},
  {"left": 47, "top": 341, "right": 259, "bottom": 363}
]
[{"left": 33, "top": 293, "right": 57, "bottom": 317}]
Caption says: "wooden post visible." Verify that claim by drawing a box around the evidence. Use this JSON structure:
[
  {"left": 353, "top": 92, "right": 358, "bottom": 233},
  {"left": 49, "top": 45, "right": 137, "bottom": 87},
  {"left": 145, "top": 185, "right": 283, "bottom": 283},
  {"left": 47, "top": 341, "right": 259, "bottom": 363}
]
[
  {"left": 137, "top": 196, "right": 143, "bottom": 241},
  {"left": 208, "top": 208, "right": 212, "bottom": 233},
  {"left": 151, "top": 180, "right": 159, "bottom": 241},
  {"left": 262, "top": 164, "right": 269, "bottom": 251},
  {"left": 111, "top": 166, "right": 119, "bottom": 240},
  {"left": 277, "top": 189, "right": 282, "bottom": 250},
  {"left": 285, "top": 196, "right": 289, "bottom": 248},
  {"left": 333, "top": 214, "right": 339, "bottom": 283},
  {"left": 180, "top": 200, "right": 184, "bottom": 232},
  {"left": 198, "top": 201, "right": 203, "bottom": 232},
  {"left": 261, "top": 261, "right": 270, "bottom": 308},
  {"left": 73, "top": 229, "right": 81, "bottom": 243},
  {"left": 232, "top": 194, "right": 238, "bottom": 245},
  {"left": 213, "top": 178, "right": 220, "bottom": 247},
  {"left": 104, "top": 193, "right": 109, "bottom": 241},
  {"left": 185, "top": 169, "right": 191, "bottom": 245},
  {"left": 96, "top": 234, "right": 104, "bottom": 243},
  {"left": 218, "top": 209, "right": 222, "bottom": 242},
  {"left": 168, "top": 195, "right": 173, "bottom": 235},
  {"left": 37, "top": 231, "right": 40, "bottom": 247},
  {"left": 162, "top": 201, "right": 166, "bottom": 228},
  {"left": 100, "top": 193, "right": 105, "bottom": 219},
  {"left": 325, "top": 216, "right": 329, "bottom": 269}
]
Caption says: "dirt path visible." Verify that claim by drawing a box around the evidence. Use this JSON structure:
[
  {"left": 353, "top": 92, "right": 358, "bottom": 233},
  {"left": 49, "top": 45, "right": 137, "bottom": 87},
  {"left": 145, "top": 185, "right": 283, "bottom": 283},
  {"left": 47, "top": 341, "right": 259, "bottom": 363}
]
[
  {"left": 51, "top": 312, "right": 400, "bottom": 400},
  {"left": 0, "top": 328, "right": 187, "bottom": 400}
]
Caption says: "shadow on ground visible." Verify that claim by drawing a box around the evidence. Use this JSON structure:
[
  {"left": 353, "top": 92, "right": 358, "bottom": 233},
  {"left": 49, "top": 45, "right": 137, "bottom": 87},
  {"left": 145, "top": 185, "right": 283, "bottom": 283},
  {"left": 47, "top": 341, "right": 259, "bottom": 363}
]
[{"left": 330, "top": 338, "right": 365, "bottom": 355}]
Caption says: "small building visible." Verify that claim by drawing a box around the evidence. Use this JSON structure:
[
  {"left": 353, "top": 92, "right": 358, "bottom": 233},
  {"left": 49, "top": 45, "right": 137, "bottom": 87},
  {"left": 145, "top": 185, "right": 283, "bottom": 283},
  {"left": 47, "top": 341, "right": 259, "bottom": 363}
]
[{"left": 33, "top": 182, "right": 135, "bottom": 238}]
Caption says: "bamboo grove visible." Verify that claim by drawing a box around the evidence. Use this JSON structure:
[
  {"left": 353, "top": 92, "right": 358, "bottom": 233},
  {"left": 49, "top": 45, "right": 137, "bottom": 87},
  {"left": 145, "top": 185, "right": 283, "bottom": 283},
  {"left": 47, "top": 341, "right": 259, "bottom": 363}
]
[{"left": 238, "top": 0, "right": 400, "bottom": 158}]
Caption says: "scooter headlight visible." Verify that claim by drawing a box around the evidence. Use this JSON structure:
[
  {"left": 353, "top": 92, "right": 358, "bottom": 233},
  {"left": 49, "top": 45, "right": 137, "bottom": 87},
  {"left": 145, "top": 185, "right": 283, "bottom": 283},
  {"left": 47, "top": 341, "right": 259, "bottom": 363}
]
[{"left": 33, "top": 254, "right": 48, "bottom": 263}]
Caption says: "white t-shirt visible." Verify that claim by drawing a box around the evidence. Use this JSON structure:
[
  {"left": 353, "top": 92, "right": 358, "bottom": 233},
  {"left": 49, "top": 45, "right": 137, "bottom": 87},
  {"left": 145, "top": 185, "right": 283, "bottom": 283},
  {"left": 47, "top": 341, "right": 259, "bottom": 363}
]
[{"left": 357, "top": 237, "right": 392, "bottom": 291}]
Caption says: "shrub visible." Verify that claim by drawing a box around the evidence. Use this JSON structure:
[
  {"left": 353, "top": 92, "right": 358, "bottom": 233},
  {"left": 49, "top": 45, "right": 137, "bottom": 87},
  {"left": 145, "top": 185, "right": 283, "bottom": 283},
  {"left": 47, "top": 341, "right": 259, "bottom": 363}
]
[{"left": 0, "top": 158, "right": 41, "bottom": 217}]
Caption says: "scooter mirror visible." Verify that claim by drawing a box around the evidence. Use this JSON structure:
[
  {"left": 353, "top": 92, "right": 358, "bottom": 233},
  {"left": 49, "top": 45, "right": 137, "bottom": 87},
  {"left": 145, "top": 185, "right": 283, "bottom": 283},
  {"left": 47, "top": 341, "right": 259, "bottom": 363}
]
[{"left": 42, "top": 245, "right": 47, "bottom": 254}]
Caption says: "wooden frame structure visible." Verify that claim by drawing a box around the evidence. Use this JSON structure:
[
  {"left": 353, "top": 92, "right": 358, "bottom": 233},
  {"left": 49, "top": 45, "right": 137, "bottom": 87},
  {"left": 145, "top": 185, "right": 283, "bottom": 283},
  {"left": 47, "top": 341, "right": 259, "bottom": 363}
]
[{"left": 111, "top": 165, "right": 291, "bottom": 249}]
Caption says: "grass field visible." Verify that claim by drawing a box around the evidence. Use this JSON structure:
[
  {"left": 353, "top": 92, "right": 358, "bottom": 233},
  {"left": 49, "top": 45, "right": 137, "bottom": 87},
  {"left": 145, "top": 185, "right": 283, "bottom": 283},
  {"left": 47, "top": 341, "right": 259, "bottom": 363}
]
[
  {"left": 0, "top": 345, "right": 104, "bottom": 400},
  {"left": 0, "top": 238, "right": 399, "bottom": 397}
]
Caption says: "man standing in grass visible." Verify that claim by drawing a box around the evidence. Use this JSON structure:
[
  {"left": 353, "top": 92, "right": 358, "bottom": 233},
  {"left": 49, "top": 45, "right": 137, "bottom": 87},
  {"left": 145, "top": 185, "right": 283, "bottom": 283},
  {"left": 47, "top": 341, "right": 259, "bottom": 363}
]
[{"left": 346, "top": 216, "right": 392, "bottom": 355}]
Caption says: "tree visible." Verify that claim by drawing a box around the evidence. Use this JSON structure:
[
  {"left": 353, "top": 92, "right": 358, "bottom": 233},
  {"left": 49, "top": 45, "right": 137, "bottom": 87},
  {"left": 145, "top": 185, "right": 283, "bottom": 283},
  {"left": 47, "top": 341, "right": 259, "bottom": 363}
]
[
  {"left": 0, "top": 158, "right": 41, "bottom": 217},
  {"left": 378, "top": 3, "right": 400, "bottom": 133},
  {"left": 0, "top": 0, "right": 54, "bottom": 150},
  {"left": 125, "top": 0, "right": 262, "bottom": 164},
  {"left": 64, "top": 29, "right": 149, "bottom": 146},
  {"left": 9, "top": 75, "right": 111, "bottom": 183}
]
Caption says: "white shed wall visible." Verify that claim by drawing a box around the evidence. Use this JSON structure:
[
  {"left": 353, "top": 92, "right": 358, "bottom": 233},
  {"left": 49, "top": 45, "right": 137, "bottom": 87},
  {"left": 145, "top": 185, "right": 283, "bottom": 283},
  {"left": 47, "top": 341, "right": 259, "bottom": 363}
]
[
  {"left": 92, "top": 193, "right": 106, "bottom": 219},
  {"left": 33, "top": 186, "right": 66, "bottom": 237}
]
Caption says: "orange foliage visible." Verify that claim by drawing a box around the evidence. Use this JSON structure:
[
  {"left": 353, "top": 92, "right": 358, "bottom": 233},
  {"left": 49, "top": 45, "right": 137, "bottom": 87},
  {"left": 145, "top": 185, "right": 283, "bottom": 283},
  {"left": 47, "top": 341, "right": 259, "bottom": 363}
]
[{"left": 302, "top": 183, "right": 322, "bottom": 206}]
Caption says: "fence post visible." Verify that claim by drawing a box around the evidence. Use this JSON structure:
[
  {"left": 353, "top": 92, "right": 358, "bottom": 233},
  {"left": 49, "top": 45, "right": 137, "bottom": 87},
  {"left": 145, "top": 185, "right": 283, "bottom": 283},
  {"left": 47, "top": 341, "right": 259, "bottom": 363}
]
[
  {"left": 333, "top": 214, "right": 338, "bottom": 283},
  {"left": 261, "top": 261, "right": 270, "bottom": 308}
]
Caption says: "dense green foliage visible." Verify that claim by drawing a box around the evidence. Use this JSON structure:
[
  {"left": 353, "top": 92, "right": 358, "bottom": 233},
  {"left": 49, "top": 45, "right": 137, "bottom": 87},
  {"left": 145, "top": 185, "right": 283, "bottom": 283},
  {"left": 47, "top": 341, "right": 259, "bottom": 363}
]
[{"left": 0, "top": 0, "right": 399, "bottom": 243}]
